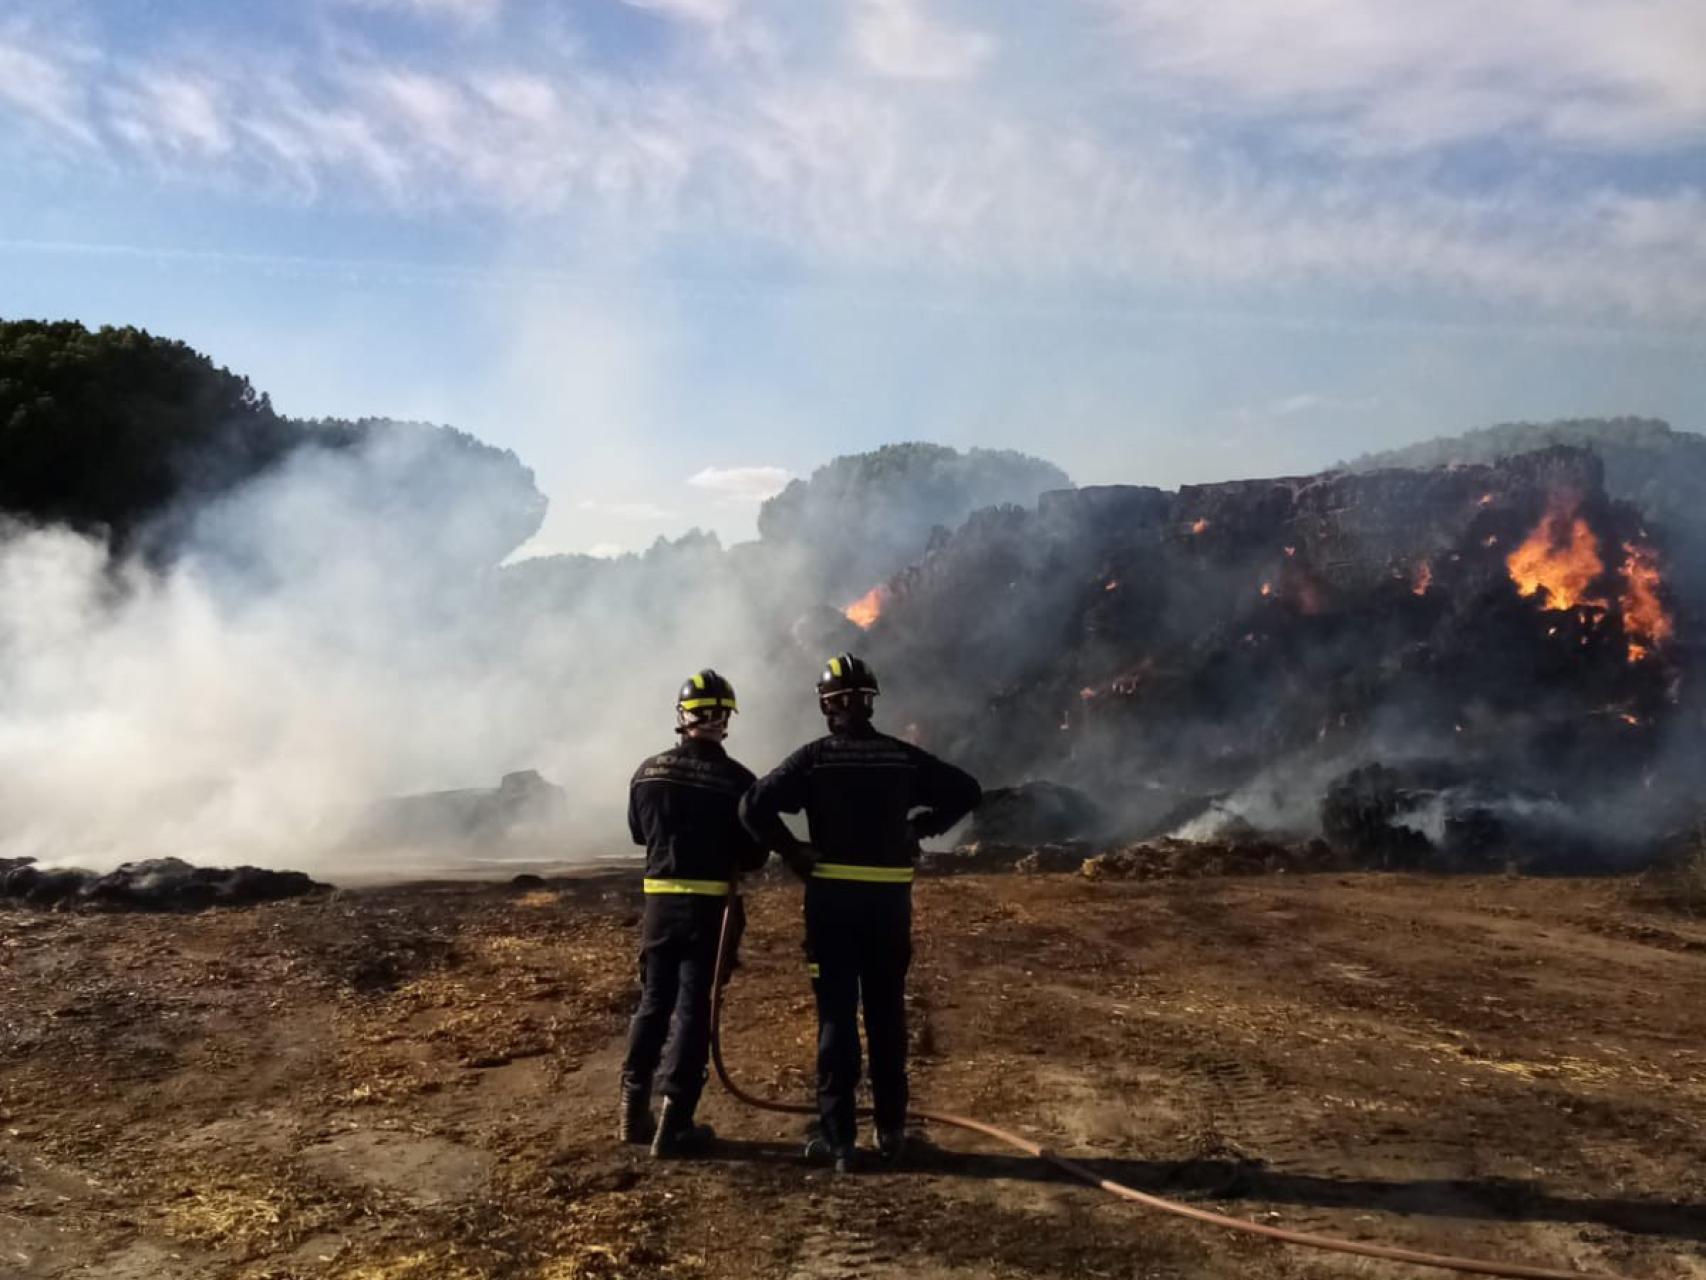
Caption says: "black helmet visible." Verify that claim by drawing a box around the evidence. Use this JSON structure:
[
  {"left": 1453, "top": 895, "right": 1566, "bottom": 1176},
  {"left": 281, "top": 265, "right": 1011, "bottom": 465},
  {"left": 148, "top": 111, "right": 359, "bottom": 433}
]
[
  {"left": 817, "top": 653, "right": 879, "bottom": 699},
  {"left": 676, "top": 669, "right": 738, "bottom": 735}
]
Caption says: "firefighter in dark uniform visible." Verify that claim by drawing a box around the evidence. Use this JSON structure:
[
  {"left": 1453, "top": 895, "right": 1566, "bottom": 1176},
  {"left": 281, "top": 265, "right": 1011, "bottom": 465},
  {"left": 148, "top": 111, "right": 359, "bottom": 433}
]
[
  {"left": 620, "top": 669, "right": 767, "bottom": 1158},
  {"left": 740, "top": 654, "right": 981, "bottom": 1172}
]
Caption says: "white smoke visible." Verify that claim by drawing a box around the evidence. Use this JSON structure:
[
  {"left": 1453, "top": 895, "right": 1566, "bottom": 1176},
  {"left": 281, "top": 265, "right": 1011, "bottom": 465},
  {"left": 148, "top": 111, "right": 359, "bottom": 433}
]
[{"left": 0, "top": 425, "right": 824, "bottom": 875}]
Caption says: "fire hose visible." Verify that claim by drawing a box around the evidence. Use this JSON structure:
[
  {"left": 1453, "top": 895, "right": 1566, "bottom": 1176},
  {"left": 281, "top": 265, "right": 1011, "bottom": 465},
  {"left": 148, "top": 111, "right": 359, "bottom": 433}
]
[{"left": 706, "top": 895, "right": 1634, "bottom": 1280}]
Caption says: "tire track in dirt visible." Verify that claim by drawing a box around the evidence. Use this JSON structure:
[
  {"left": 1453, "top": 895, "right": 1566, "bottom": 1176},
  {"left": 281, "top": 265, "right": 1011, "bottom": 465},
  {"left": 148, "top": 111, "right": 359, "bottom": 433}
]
[{"left": 1196, "top": 1056, "right": 1391, "bottom": 1241}]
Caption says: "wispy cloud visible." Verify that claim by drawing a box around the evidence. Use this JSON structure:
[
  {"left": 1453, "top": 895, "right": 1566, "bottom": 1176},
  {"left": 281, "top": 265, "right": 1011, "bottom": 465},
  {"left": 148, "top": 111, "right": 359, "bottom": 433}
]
[
  {"left": 0, "top": 29, "right": 95, "bottom": 147},
  {"left": 1094, "top": 0, "right": 1706, "bottom": 153},
  {"left": 334, "top": 0, "right": 504, "bottom": 25},
  {"left": 851, "top": 0, "right": 994, "bottom": 81},
  {"left": 687, "top": 465, "right": 791, "bottom": 502},
  {"left": 0, "top": 1, "right": 1703, "bottom": 322},
  {"left": 620, "top": 0, "right": 742, "bottom": 26}
]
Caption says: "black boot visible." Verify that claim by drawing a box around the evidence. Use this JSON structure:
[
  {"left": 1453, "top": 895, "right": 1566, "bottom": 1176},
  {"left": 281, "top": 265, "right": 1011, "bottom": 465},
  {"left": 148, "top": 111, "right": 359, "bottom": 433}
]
[
  {"left": 876, "top": 1126, "right": 907, "bottom": 1165},
  {"left": 804, "top": 1133, "right": 859, "bottom": 1174},
  {"left": 617, "top": 1079, "right": 655, "bottom": 1145},
  {"left": 651, "top": 1098, "right": 715, "bottom": 1159}
]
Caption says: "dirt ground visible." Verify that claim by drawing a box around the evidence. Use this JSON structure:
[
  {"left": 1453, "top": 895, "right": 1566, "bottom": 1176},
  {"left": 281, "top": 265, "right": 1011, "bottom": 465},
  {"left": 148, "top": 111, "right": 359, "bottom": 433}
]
[{"left": 3, "top": 867, "right": 1704, "bottom": 1280}]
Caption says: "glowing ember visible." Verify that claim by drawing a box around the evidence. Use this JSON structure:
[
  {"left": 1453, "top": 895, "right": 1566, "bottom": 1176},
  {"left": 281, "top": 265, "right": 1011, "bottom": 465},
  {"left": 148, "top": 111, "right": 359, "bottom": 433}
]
[
  {"left": 1478, "top": 493, "right": 1495, "bottom": 506},
  {"left": 1104, "top": 579, "right": 1119, "bottom": 592},
  {"left": 1620, "top": 541, "right": 1673, "bottom": 663},
  {"left": 1506, "top": 498, "right": 1607, "bottom": 612},
  {"left": 1260, "top": 582, "right": 1273, "bottom": 597},
  {"left": 1484, "top": 535, "right": 1499, "bottom": 548},
  {"left": 1079, "top": 687, "right": 1097, "bottom": 701},
  {"left": 1411, "top": 560, "right": 1433, "bottom": 596},
  {"left": 1283, "top": 545, "right": 1297, "bottom": 558},
  {"left": 843, "top": 584, "right": 889, "bottom": 629},
  {"left": 1621, "top": 713, "right": 1641, "bottom": 727},
  {"left": 1190, "top": 518, "right": 1209, "bottom": 535}
]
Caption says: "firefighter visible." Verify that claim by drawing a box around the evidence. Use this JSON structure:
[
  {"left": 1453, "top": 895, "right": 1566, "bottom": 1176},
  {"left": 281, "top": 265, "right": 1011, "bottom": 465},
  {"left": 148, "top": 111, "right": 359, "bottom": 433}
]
[
  {"left": 620, "top": 669, "right": 767, "bottom": 1158},
  {"left": 740, "top": 653, "right": 981, "bottom": 1172}
]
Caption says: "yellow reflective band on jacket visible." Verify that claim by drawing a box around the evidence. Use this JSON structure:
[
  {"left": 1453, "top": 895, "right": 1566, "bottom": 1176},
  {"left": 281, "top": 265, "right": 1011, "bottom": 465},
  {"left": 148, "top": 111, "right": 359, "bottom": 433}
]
[
  {"left": 643, "top": 878, "right": 731, "bottom": 896},
  {"left": 677, "top": 696, "right": 738, "bottom": 711},
  {"left": 811, "top": 863, "right": 915, "bottom": 884}
]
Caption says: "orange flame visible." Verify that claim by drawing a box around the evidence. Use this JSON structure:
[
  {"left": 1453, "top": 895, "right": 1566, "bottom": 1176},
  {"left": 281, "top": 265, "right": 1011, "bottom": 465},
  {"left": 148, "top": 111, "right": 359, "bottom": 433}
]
[
  {"left": 1411, "top": 560, "right": 1433, "bottom": 596},
  {"left": 843, "top": 584, "right": 889, "bottom": 630},
  {"left": 1620, "top": 541, "right": 1672, "bottom": 663},
  {"left": 1506, "top": 498, "right": 1606, "bottom": 611}
]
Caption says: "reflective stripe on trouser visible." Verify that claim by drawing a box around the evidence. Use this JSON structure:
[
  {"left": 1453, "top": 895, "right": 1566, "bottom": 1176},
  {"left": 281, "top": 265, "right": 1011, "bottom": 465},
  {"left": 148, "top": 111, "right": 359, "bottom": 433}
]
[
  {"left": 643, "top": 877, "right": 731, "bottom": 895},
  {"left": 622, "top": 895, "right": 726, "bottom": 1112},
  {"left": 803, "top": 879, "right": 912, "bottom": 1147},
  {"left": 810, "top": 863, "right": 915, "bottom": 884}
]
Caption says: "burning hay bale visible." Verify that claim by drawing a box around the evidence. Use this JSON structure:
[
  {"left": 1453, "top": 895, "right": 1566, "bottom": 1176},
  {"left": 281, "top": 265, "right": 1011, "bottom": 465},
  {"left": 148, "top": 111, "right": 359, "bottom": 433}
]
[
  {"left": 850, "top": 445, "right": 1688, "bottom": 861},
  {"left": 0, "top": 855, "right": 328, "bottom": 911}
]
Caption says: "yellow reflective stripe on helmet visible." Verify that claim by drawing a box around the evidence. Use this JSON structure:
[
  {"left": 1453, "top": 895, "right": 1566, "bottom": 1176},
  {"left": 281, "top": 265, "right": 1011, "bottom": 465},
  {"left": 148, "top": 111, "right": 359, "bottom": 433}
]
[
  {"left": 811, "top": 863, "right": 915, "bottom": 884},
  {"left": 693, "top": 673, "right": 707, "bottom": 690},
  {"left": 643, "top": 878, "right": 731, "bottom": 896},
  {"left": 828, "top": 656, "right": 844, "bottom": 677},
  {"left": 678, "top": 696, "right": 738, "bottom": 711}
]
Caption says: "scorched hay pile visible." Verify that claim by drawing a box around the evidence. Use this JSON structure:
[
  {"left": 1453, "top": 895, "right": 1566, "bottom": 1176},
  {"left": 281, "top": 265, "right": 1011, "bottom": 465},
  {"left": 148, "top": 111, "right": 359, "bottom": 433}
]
[{"left": 848, "top": 447, "right": 1692, "bottom": 868}]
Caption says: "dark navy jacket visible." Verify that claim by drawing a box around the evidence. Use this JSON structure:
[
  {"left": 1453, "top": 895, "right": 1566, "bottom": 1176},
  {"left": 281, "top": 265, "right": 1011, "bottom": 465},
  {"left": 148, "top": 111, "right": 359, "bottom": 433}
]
[
  {"left": 739, "top": 725, "right": 981, "bottom": 870},
  {"left": 629, "top": 738, "right": 767, "bottom": 882}
]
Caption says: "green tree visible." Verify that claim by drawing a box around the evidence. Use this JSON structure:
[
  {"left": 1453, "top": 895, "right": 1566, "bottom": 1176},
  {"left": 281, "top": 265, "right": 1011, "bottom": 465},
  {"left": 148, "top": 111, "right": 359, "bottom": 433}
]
[{"left": 0, "top": 320, "right": 544, "bottom": 565}]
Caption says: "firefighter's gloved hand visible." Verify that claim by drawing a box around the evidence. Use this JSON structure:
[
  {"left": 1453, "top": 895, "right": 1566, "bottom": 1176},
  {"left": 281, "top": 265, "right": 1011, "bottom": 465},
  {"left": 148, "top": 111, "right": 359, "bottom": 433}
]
[{"left": 781, "top": 844, "right": 819, "bottom": 882}]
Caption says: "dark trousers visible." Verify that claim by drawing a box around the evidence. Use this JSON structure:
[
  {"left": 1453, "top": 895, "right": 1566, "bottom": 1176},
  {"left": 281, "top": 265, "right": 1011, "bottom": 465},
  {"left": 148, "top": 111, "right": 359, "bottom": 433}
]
[
  {"left": 621, "top": 895, "right": 738, "bottom": 1115},
  {"left": 804, "top": 881, "right": 912, "bottom": 1147}
]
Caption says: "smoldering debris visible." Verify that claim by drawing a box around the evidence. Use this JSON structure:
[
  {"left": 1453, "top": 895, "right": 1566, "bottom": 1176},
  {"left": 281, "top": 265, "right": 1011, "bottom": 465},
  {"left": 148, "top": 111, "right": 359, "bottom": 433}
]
[
  {"left": 921, "top": 840, "right": 1094, "bottom": 875},
  {"left": 962, "top": 781, "right": 1106, "bottom": 847},
  {"left": 1319, "top": 762, "right": 1618, "bottom": 873},
  {"left": 850, "top": 445, "right": 1693, "bottom": 865},
  {"left": 1081, "top": 837, "right": 1338, "bottom": 880},
  {"left": 0, "top": 856, "right": 328, "bottom": 911}
]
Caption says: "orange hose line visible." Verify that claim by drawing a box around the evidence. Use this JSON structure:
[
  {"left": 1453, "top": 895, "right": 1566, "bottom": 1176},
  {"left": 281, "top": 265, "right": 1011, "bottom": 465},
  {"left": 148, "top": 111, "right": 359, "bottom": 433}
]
[{"left": 706, "top": 896, "right": 1633, "bottom": 1280}]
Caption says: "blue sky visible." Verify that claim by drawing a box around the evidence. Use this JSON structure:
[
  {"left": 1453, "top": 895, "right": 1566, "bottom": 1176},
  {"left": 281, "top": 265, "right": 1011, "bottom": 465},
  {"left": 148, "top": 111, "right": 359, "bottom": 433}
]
[{"left": 3, "top": 0, "right": 1704, "bottom": 556}]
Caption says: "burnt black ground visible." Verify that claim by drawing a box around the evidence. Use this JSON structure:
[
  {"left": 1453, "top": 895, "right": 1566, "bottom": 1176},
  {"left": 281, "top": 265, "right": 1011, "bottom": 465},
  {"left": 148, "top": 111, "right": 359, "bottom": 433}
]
[{"left": 2, "top": 869, "right": 1704, "bottom": 1279}]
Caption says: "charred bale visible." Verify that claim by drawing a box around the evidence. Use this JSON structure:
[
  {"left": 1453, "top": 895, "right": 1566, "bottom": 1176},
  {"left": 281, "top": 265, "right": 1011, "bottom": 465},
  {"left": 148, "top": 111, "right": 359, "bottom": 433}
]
[
  {"left": 866, "top": 445, "right": 1681, "bottom": 863},
  {"left": 3, "top": 864, "right": 97, "bottom": 907},
  {"left": 965, "top": 781, "right": 1105, "bottom": 846},
  {"left": 354, "top": 769, "right": 569, "bottom": 851},
  {"left": 1, "top": 856, "right": 326, "bottom": 911},
  {"left": 1320, "top": 764, "right": 1444, "bottom": 868}
]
